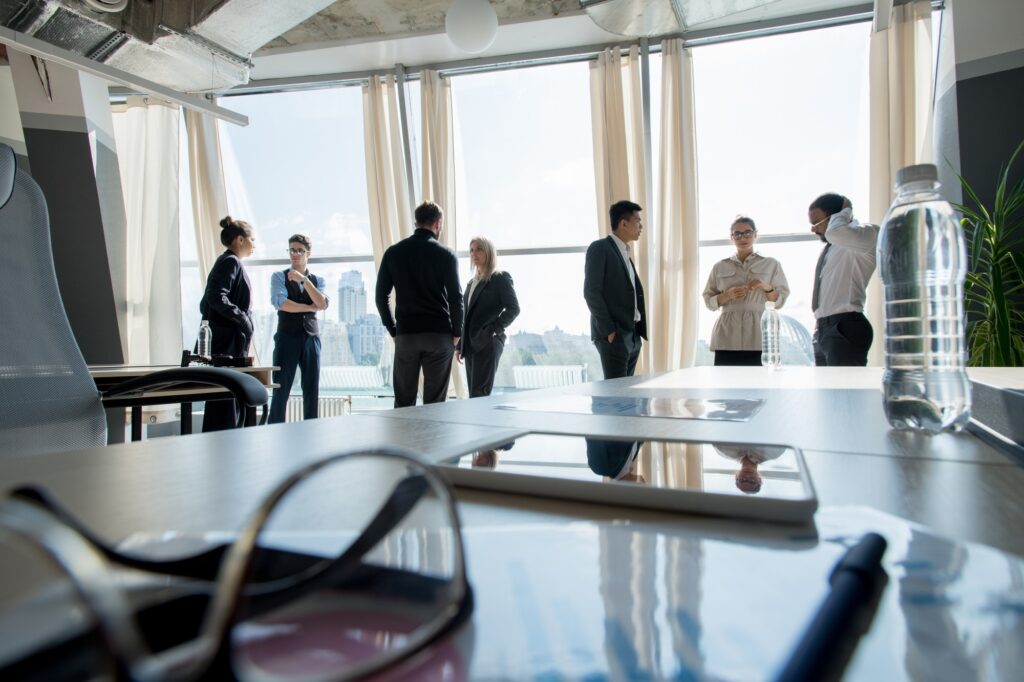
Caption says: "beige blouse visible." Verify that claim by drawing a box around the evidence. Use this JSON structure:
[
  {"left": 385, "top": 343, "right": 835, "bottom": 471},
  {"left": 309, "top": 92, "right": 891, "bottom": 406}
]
[{"left": 702, "top": 252, "right": 790, "bottom": 351}]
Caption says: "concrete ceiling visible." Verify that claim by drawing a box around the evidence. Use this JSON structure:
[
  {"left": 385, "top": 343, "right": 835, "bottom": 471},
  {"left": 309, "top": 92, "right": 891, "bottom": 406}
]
[{"left": 264, "top": 0, "right": 582, "bottom": 50}]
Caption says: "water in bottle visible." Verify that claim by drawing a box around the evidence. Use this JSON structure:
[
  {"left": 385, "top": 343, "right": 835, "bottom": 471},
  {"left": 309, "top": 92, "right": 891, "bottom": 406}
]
[
  {"left": 878, "top": 163, "right": 971, "bottom": 432},
  {"left": 761, "top": 301, "right": 781, "bottom": 370},
  {"left": 198, "top": 320, "right": 212, "bottom": 359}
]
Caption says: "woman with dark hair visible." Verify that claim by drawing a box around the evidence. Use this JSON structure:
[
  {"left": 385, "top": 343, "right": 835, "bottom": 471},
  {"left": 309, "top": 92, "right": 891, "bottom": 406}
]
[
  {"left": 702, "top": 216, "right": 789, "bottom": 366},
  {"left": 456, "top": 236, "right": 520, "bottom": 397},
  {"left": 200, "top": 215, "right": 256, "bottom": 431}
]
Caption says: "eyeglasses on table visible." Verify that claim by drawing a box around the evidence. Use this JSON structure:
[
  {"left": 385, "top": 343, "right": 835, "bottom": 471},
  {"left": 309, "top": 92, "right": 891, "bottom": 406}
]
[{"left": 0, "top": 448, "right": 473, "bottom": 682}]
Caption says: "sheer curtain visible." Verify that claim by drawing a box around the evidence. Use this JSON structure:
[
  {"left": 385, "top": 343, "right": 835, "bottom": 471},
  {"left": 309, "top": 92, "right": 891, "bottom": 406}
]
[
  {"left": 419, "top": 69, "right": 467, "bottom": 398},
  {"left": 651, "top": 39, "right": 700, "bottom": 371},
  {"left": 363, "top": 74, "right": 412, "bottom": 267},
  {"left": 184, "top": 108, "right": 230, "bottom": 286},
  {"left": 110, "top": 96, "right": 182, "bottom": 365},
  {"left": 590, "top": 46, "right": 648, "bottom": 237},
  {"left": 589, "top": 46, "right": 651, "bottom": 369},
  {"left": 868, "top": 0, "right": 934, "bottom": 365}
]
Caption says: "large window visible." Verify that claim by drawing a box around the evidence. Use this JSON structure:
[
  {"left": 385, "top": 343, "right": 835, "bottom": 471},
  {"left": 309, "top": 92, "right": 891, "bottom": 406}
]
[
  {"left": 181, "top": 87, "right": 391, "bottom": 404},
  {"left": 450, "top": 61, "right": 603, "bottom": 387},
  {"left": 688, "top": 22, "right": 872, "bottom": 362}
]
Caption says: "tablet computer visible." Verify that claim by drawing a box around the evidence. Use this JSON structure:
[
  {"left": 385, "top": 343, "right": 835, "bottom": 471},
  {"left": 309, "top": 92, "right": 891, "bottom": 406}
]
[{"left": 437, "top": 433, "right": 817, "bottom": 524}]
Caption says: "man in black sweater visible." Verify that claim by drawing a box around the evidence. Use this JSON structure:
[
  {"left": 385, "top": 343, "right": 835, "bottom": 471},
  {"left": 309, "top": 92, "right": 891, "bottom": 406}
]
[{"left": 375, "top": 201, "right": 464, "bottom": 407}]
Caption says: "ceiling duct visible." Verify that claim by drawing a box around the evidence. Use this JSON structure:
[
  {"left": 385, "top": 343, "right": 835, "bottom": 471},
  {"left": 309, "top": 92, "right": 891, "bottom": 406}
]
[
  {"left": 0, "top": 0, "right": 335, "bottom": 92},
  {"left": 580, "top": 0, "right": 785, "bottom": 37}
]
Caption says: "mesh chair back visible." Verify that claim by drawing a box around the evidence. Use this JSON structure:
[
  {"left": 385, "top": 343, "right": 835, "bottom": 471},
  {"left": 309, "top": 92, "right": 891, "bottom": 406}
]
[{"left": 0, "top": 144, "right": 106, "bottom": 456}]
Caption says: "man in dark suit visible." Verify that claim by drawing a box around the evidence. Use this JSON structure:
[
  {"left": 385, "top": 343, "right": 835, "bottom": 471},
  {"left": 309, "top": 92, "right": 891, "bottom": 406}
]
[
  {"left": 375, "top": 201, "right": 463, "bottom": 408},
  {"left": 584, "top": 200, "right": 648, "bottom": 379}
]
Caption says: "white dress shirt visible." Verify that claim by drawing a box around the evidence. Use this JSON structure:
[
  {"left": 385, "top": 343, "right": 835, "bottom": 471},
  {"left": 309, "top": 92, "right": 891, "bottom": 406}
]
[
  {"left": 702, "top": 252, "right": 790, "bottom": 351},
  {"left": 610, "top": 232, "right": 641, "bottom": 323},
  {"left": 814, "top": 207, "right": 879, "bottom": 319}
]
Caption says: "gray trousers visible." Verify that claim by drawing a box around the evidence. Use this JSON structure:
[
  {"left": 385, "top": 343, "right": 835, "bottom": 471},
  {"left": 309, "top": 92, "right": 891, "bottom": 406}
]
[{"left": 393, "top": 332, "right": 455, "bottom": 408}]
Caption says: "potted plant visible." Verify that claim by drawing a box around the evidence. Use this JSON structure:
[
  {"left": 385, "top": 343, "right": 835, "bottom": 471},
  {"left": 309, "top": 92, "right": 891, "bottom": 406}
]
[{"left": 954, "top": 139, "right": 1024, "bottom": 366}]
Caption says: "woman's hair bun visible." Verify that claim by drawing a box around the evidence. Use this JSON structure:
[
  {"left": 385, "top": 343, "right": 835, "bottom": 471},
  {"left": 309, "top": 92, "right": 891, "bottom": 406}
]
[{"left": 219, "top": 215, "right": 234, "bottom": 229}]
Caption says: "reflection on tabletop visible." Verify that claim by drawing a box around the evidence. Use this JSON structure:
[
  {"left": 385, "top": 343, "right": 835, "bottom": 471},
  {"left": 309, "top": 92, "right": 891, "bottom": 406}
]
[{"left": 713, "top": 444, "right": 788, "bottom": 494}]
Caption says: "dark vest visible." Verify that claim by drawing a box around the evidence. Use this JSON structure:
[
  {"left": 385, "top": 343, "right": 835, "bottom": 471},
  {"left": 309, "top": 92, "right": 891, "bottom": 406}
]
[{"left": 277, "top": 269, "right": 319, "bottom": 336}]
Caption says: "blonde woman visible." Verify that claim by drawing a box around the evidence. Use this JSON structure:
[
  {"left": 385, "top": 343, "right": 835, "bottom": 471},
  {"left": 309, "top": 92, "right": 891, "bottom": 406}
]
[
  {"left": 702, "top": 216, "right": 789, "bottom": 365},
  {"left": 456, "top": 237, "right": 520, "bottom": 397}
]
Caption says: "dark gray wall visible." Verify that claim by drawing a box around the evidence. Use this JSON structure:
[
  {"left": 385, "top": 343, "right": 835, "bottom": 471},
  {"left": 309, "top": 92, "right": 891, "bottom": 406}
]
[
  {"left": 954, "top": 64, "right": 1024, "bottom": 210},
  {"left": 22, "top": 127, "right": 125, "bottom": 364}
]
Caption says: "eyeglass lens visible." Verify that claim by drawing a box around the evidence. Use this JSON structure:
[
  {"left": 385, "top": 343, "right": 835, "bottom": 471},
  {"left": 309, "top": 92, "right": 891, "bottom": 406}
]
[{"left": 230, "top": 454, "right": 467, "bottom": 680}]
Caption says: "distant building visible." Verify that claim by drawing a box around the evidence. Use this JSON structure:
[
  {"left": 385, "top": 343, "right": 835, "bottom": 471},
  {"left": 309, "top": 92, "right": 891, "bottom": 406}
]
[
  {"left": 350, "top": 313, "right": 386, "bottom": 365},
  {"left": 338, "top": 270, "right": 367, "bottom": 324},
  {"left": 320, "top": 320, "right": 356, "bottom": 366}
]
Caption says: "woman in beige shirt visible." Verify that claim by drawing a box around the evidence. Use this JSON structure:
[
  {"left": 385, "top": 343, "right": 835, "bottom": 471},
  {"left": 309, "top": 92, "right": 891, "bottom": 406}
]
[{"left": 702, "top": 217, "right": 790, "bottom": 366}]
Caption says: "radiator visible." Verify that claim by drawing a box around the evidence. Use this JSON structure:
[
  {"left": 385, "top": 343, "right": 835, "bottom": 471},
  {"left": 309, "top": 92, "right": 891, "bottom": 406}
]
[
  {"left": 512, "top": 365, "right": 586, "bottom": 389},
  {"left": 285, "top": 395, "right": 352, "bottom": 421}
]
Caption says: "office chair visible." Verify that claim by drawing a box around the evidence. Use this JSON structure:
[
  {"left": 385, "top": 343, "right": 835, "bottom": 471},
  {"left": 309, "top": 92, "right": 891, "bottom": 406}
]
[{"left": 0, "top": 143, "right": 267, "bottom": 457}]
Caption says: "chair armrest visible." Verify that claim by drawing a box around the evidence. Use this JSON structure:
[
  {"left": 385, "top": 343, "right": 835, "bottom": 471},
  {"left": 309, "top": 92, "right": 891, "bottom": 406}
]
[{"left": 102, "top": 367, "right": 269, "bottom": 410}]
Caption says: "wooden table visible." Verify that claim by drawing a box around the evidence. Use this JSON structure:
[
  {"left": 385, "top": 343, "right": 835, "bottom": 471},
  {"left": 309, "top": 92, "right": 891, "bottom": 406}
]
[{"left": 88, "top": 364, "right": 277, "bottom": 440}]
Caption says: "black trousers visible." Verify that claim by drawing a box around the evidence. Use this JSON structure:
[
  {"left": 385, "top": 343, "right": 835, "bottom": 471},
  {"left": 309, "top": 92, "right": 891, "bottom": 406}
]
[
  {"left": 465, "top": 336, "right": 505, "bottom": 398},
  {"left": 814, "top": 312, "right": 873, "bottom": 367},
  {"left": 393, "top": 333, "right": 455, "bottom": 408},
  {"left": 202, "top": 324, "right": 251, "bottom": 432},
  {"left": 594, "top": 327, "right": 642, "bottom": 380},
  {"left": 714, "top": 350, "right": 762, "bottom": 366},
  {"left": 269, "top": 332, "right": 321, "bottom": 423}
]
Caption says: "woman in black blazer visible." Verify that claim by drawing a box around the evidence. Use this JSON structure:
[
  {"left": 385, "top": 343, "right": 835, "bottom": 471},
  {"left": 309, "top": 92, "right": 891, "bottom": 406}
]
[
  {"left": 200, "top": 215, "right": 256, "bottom": 431},
  {"left": 457, "top": 237, "right": 520, "bottom": 397}
]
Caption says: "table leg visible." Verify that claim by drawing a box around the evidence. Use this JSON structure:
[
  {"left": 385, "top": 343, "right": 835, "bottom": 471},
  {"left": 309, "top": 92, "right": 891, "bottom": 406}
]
[
  {"left": 131, "top": 406, "right": 143, "bottom": 441},
  {"left": 181, "top": 402, "right": 192, "bottom": 435}
]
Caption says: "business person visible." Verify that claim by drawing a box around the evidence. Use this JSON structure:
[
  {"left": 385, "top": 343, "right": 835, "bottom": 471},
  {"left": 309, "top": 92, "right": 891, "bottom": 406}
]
[
  {"left": 584, "top": 200, "right": 648, "bottom": 380},
  {"left": 456, "top": 237, "right": 520, "bottom": 398},
  {"left": 375, "top": 201, "right": 463, "bottom": 408},
  {"left": 808, "top": 193, "right": 879, "bottom": 366},
  {"left": 268, "top": 234, "right": 329, "bottom": 424},
  {"left": 200, "top": 215, "right": 255, "bottom": 432},
  {"left": 702, "top": 216, "right": 790, "bottom": 366}
]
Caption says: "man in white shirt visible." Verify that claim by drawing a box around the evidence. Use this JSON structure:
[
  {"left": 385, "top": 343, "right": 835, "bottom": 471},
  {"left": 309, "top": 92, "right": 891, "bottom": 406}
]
[
  {"left": 808, "top": 193, "right": 880, "bottom": 366},
  {"left": 584, "top": 200, "right": 648, "bottom": 379}
]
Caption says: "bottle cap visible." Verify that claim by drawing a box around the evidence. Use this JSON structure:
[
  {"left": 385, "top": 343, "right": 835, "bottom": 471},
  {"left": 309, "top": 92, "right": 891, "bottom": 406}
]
[
  {"left": 896, "top": 164, "right": 938, "bottom": 186},
  {"left": 764, "top": 301, "right": 776, "bottom": 310}
]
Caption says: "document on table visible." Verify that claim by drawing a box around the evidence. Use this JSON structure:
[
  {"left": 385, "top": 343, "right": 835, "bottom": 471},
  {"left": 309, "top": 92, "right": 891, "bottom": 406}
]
[{"left": 494, "top": 394, "right": 765, "bottom": 421}]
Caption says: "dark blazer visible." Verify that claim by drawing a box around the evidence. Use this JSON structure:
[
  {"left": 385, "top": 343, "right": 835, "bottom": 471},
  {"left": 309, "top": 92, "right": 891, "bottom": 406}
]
[
  {"left": 583, "top": 235, "right": 647, "bottom": 343},
  {"left": 201, "top": 250, "right": 253, "bottom": 339},
  {"left": 375, "top": 228, "right": 463, "bottom": 338},
  {"left": 461, "top": 271, "right": 520, "bottom": 356}
]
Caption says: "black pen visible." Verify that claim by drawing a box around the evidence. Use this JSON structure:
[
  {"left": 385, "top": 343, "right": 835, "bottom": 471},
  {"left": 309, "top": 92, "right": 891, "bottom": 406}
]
[{"left": 774, "top": 532, "right": 888, "bottom": 682}]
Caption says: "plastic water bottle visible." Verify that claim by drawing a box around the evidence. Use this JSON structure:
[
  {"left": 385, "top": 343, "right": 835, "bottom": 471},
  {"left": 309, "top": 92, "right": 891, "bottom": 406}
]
[
  {"left": 878, "top": 163, "right": 971, "bottom": 432},
  {"left": 761, "top": 301, "right": 781, "bottom": 370},
  {"left": 198, "top": 320, "right": 212, "bottom": 359}
]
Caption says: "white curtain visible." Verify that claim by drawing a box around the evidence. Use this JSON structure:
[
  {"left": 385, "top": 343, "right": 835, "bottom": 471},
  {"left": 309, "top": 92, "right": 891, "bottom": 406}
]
[
  {"left": 867, "top": 0, "right": 934, "bottom": 365},
  {"left": 363, "top": 75, "right": 413, "bottom": 267},
  {"left": 110, "top": 96, "right": 182, "bottom": 365},
  {"left": 651, "top": 39, "right": 700, "bottom": 371},
  {"left": 420, "top": 69, "right": 467, "bottom": 399},
  {"left": 420, "top": 70, "right": 458, "bottom": 250},
  {"left": 589, "top": 46, "right": 652, "bottom": 370},
  {"left": 184, "top": 108, "right": 230, "bottom": 286},
  {"left": 589, "top": 46, "right": 648, "bottom": 237}
]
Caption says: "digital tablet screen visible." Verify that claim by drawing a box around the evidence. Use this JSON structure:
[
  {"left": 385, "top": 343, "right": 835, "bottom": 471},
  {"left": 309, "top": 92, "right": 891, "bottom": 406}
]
[
  {"left": 440, "top": 433, "right": 812, "bottom": 501},
  {"left": 493, "top": 395, "right": 764, "bottom": 421}
]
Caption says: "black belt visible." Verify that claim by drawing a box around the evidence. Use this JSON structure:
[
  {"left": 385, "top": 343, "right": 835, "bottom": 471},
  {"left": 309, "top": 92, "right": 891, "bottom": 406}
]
[{"left": 816, "top": 311, "right": 863, "bottom": 327}]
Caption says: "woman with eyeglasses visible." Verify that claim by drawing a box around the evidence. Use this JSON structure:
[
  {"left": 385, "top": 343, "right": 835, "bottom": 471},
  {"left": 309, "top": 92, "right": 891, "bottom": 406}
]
[
  {"left": 268, "top": 234, "right": 329, "bottom": 423},
  {"left": 200, "top": 215, "right": 256, "bottom": 431},
  {"left": 456, "top": 236, "right": 520, "bottom": 397},
  {"left": 702, "top": 216, "right": 790, "bottom": 366}
]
